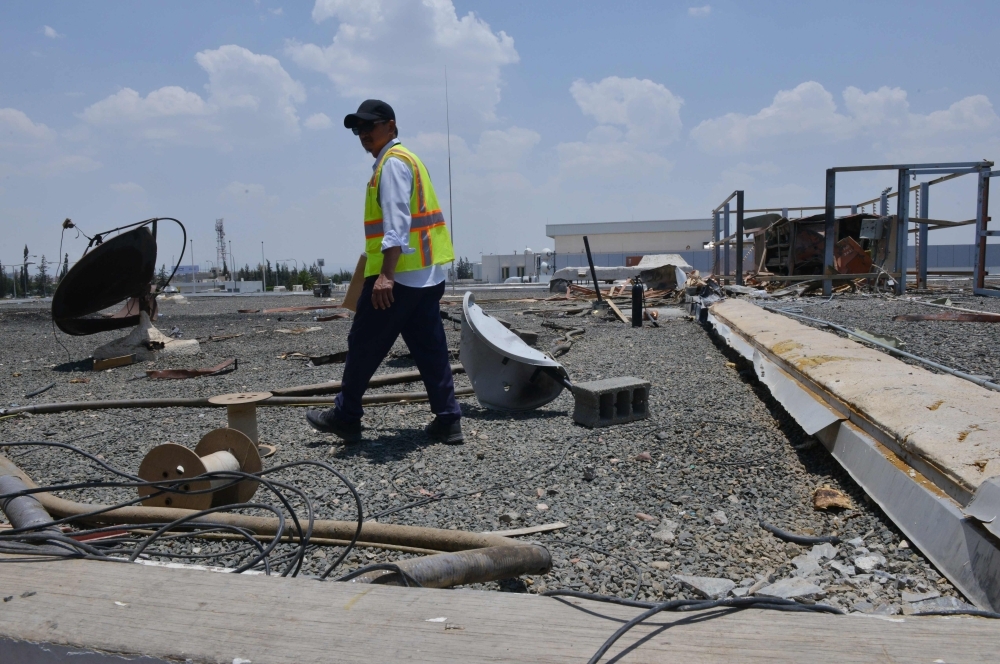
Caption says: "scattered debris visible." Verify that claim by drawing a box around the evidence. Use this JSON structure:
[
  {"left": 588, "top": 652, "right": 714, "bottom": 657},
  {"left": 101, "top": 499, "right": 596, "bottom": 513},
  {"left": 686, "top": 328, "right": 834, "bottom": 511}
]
[
  {"left": 486, "top": 522, "right": 567, "bottom": 537},
  {"left": 167, "top": 326, "right": 183, "bottom": 338},
  {"left": 274, "top": 326, "right": 323, "bottom": 335},
  {"left": 635, "top": 451, "right": 652, "bottom": 462},
  {"left": 262, "top": 305, "right": 339, "bottom": 314},
  {"left": 315, "top": 313, "right": 350, "bottom": 322},
  {"left": 309, "top": 351, "right": 349, "bottom": 366},
  {"left": 146, "top": 358, "right": 237, "bottom": 380},
  {"left": 237, "top": 309, "right": 261, "bottom": 314},
  {"left": 813, "top": 486, "right": 853, "bottom": 510},
  {"left": 635, "top": 512, "right": 656, "bottom": 522},
  {"left": 893, "top": 311, "right": 1000, "bottom": 323},
  {"left": 200, "top": 333, "right": 243, "bottom": 342},
  {"left": 68, "top": 377, "right": 90, "bottom": 384},
  {"left": 498, "top": 512, "right": 521, "bottom": 524}
]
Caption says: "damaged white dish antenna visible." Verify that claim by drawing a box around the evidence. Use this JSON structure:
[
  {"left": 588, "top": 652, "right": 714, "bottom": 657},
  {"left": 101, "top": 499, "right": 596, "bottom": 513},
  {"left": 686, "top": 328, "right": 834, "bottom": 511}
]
[{"left": 460, "top": 291, "right": 570, "bottom": 411}]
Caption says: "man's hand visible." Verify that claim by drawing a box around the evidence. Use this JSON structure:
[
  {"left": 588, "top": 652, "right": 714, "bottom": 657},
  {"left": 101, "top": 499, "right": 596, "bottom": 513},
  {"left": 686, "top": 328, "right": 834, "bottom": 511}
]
[
  {"left": 372, "top": 246, "right": 401, "bottom": 309},
  {"left": 372, "top": 273, "right": 395, "bottom": 309}
]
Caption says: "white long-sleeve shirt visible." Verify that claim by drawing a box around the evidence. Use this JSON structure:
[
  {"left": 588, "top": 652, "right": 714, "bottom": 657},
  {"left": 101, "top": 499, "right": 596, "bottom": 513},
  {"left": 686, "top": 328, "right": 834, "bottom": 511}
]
[{"left": 374, "top": 139, "right": 446, "bottom": 288}]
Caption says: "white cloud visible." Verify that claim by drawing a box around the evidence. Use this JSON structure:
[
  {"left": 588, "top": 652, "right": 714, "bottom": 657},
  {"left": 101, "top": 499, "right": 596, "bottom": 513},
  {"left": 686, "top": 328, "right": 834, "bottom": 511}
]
[
  {"left": 692, "top": 81, "right": 1000, "bottom": 157},
  {"left": 81, "top": 87, "right": 208, "bottom": 124},
  {"left": 692, "top": 81, "right": 850, "bottom": 152},
  {"left": 304, "top": 112, "right": 333, "bottom": 129},
  {"left": 269, "top": 7, "right": 284, "bottom": 15},
  {"left": 43, "top": 25, "right": 64, "bottom": 39},
  {"left": 80, "top": 45, "right": 306, "bottom": 145},
  {"left": 286, "top": 0, "right": 518, "bottom": 124},
  {"left": 0, "top": 108, "right": 56, "bottom": 143},
  {"left": 570, "top": 76, "right": 684, "bottom": 145},
  {"left": 110, "top": 182, "right": 145, "bottom": 194},
  {"left": 688, "top": 6, "right": 711, "bottom": 17}
]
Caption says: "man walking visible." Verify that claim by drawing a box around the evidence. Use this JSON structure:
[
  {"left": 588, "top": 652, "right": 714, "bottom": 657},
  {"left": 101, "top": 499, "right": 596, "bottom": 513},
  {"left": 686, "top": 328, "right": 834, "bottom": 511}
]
[{"left": 306, "top": 100, "right": 463, "bottom": 444}]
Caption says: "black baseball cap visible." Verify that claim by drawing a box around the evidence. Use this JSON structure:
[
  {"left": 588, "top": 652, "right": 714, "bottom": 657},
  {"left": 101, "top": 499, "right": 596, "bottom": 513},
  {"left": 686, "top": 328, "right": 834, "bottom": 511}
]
[{"left": 343, "top": 99, "right": 395, "bottom": 128}]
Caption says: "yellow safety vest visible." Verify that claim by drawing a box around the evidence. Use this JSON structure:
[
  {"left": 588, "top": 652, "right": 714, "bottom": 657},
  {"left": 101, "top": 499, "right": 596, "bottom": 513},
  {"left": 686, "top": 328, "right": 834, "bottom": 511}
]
[{"left": 363, "top": 144, "right": 455, "bottom": 277}]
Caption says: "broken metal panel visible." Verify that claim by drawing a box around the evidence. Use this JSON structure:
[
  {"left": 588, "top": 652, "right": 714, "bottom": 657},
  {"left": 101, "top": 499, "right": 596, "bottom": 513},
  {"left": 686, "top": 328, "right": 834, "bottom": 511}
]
[
  {"left": 751, "top": 350, "right": 845, "bottom": 436},
  {"left": 460, "top": 292, "right": 568, "bottom": 411},
  {"left": 816, "top": 421, "right": 1000, "bottom": 612},
  {"left": 965, "top": 477, "right": 1000, "bottom": 540},
  {"left": 705, "top": 313, "right": 755, "bottom": 361}
]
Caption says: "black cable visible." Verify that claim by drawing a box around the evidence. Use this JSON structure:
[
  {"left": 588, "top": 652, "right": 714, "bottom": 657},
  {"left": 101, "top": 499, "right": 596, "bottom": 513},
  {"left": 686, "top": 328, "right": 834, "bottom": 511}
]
[
  {"left": 759, "top": 521, "right": 841, "bottom": 545},
  {"left": 0, "top": 440, "right": 364, "bottom": 579},
  {"left": 574, "top": 594, "right": 844, "bottom": 664},
  {"left": 913, "top": 608, "right": 1000, "bottom": 619}
]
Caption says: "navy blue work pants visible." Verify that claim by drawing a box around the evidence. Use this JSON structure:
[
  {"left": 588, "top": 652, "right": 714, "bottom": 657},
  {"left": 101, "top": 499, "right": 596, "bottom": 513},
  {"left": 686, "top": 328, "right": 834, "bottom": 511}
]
[{"left": 334, "top": 277, "right": 461, "bottom": 424}]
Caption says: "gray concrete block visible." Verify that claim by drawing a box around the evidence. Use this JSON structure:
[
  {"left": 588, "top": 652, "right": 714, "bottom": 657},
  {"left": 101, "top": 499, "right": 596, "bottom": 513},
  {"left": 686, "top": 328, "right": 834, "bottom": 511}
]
[{"left": 572, "top": 376, "right": 651, "bottom": 428}]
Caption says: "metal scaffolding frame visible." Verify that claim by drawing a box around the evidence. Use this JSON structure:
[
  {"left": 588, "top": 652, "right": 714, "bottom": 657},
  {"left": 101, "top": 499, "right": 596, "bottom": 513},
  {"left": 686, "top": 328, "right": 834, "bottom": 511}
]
[
  {"left": 711, "top": 190, "right": 744, "bottom": 285},
  {"left": 824, "top": 161, "right": 994, "bottom": 297}
]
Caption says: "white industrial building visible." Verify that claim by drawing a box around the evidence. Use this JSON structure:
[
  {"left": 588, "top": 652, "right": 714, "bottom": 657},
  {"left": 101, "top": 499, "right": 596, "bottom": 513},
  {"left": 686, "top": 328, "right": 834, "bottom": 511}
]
[
  {"left": 478, "top": 250, "right": 553, "bottom": 283},
  {"left": 545, "top": 218, "right": 714, "bottom": 273}
]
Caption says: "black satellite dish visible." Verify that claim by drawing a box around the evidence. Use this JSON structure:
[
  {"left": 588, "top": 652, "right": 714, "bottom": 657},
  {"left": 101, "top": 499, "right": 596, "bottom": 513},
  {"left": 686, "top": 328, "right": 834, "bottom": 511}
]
[{"left": 52, "top": 225, "right": 159, "bottom": 336}]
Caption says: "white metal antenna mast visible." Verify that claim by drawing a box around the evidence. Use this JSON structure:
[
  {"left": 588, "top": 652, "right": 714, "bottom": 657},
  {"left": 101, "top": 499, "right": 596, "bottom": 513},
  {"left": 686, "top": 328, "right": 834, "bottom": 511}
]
[{"left": 446, "top": 66, "right": 455, "bottom": 291}]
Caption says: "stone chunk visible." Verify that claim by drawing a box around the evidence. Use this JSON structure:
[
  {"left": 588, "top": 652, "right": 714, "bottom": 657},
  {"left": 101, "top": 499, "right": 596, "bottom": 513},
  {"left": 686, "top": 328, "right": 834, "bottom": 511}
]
[
  {"left": 853, "top": 553, "right": 886, "bottom": 572},
  {"left": 673, "top": 574, "right": 736, "bottom": 599},
  {"left": 572, "top": 377, "right": 652, "bottom": 428},
  {"left": 709, "top": 510, "right": 728, "bottom": 526},
  {"left": 809, "top": 543, "right": 838, "bottom": 561},
  {"left": 829, "top": 561, "right": 856, "bottom": 578},
  {"left": 755, "top": 577, "right": 824, "bottom": 600},
  {"left": 790, "top": 556, "right": 821, "bottom": 578}
]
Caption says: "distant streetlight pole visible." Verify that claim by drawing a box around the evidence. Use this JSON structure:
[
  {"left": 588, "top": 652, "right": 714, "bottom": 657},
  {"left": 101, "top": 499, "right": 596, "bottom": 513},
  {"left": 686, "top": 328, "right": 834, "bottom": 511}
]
[
  {"left": 261, "top": 241, "right": 268, "bottom": 292},
  {"left": 190, "top": 239, "right": 195, "bottom": 293}
]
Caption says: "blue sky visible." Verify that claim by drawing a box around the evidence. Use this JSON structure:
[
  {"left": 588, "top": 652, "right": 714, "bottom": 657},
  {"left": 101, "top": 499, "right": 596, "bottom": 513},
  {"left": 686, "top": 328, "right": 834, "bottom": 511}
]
[{"left": 3, "top": 1, "right": 999, "bottom": 274}]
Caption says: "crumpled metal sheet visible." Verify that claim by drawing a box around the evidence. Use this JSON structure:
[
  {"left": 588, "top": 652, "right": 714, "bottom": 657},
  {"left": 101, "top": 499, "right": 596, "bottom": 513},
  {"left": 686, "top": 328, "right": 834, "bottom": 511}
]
[{"left": 146, "top": 358, "right": 237, "bottom": 380}]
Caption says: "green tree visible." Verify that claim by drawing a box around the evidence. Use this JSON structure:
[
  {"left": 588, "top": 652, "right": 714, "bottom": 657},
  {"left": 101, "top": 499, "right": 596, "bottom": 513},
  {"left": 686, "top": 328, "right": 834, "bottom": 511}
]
[
  {"left": 156, "top": 264, "right": 169, "bottom": 287},
  {"left": 456, "top": 256, "right": 473, "bottom": 279},
  {"left": 59, "top": 253, "right": 69, "bottom": 280},
  {"left": 35, "top": 255, "right": 50, "bottom": 296},
  {"left": 297, "top": 268, "right": 316, "bottom": 289}
]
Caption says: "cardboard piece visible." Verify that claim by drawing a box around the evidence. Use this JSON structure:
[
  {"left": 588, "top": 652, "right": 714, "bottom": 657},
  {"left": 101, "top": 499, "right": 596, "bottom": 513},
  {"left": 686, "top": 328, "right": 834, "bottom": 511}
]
[{"left": 342, "top": 254, "right": 367, "bottom": 312}]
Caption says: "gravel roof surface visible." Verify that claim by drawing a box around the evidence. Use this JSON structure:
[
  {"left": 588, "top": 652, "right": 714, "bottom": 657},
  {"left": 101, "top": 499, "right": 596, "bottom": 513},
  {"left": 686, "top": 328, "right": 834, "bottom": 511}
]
[{"left": 0, "top": 289, "right": 971, "bottom": 615}]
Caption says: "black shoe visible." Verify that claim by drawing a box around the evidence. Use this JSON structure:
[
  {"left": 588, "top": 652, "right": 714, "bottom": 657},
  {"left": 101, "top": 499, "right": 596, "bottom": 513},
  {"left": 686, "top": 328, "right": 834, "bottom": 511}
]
[
  {"left": 425, "top": 417, "right": 464, "bottom": 444},
  {"left": 306, "top": 408, "right": 362, "bottom": 444}
]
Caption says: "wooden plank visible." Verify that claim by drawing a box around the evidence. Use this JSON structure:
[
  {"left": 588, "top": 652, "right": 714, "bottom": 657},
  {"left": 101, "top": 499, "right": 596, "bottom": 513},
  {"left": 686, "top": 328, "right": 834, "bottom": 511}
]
[
  {"left": 485, "top": 521, "right": 568, "bottom": 537},
  {"left": 605, "top": 298, "right": 628, "bottom": 323},
  {"left": 0, "top": 557, "right": 996, "bottom": 663},
  {"left": 92, "top": 354, "right": 135, "bottom": 371}
]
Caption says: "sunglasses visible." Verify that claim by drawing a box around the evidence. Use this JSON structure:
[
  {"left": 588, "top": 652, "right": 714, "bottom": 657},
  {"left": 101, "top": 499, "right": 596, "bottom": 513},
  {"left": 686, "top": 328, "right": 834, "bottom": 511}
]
[{"left": 352, "top": 120, "right": 386, "bottom": 136}]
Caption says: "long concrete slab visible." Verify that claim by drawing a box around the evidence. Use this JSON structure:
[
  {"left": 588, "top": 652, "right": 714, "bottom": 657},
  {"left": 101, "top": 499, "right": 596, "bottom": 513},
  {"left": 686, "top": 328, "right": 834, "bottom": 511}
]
[
  {"left": 0, "top": 556, "right": 997, "bottom": 663},
  {"left": 707, "top": 299, "right": 1000, "bottom": 611},
  {"left": 710, "top": 299, "right": 1000, "bottom": 501}
]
